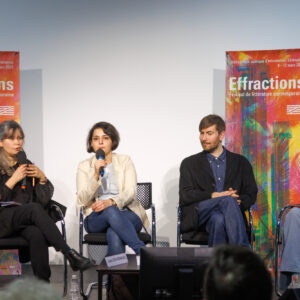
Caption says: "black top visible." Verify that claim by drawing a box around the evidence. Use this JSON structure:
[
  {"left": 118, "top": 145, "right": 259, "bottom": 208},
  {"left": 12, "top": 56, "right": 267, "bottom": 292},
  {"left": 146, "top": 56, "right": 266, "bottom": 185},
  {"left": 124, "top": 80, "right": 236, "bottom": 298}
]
[
  {"left": 0, "top": 162, "right": 54, "bottom": 238},
  {"left": 0, "top": 162, "right": 53, "bottom": 208},
  {"left": 179, "top": 149, "right": 258, "bottom": 233}
]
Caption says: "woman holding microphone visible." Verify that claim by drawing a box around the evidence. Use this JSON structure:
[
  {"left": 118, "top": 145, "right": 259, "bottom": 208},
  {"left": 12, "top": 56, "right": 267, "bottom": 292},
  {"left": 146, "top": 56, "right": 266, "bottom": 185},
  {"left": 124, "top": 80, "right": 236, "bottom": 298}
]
[
  {"left": 77, "top": 121, "right": 149, "bottom": 256},
  {"left": 0, "top": 120, "right": 94, "bottom": 282}
]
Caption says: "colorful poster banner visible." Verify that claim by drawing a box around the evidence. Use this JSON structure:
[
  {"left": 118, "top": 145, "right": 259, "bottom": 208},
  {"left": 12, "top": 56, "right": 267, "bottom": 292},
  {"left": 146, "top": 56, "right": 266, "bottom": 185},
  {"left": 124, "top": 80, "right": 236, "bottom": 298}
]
[
  {"left": 0, "top": 52, "right": 20, "bottom": 123},
  {"left": 225, "top": 49, "right": 300, "bottom": 268}
]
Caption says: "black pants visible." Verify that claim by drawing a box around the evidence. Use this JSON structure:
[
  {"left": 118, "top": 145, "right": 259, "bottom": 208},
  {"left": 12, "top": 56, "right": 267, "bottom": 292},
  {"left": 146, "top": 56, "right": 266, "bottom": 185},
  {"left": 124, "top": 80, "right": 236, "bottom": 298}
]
[{"left": 6, "top": 203, "right": 69, "bottom": 281}]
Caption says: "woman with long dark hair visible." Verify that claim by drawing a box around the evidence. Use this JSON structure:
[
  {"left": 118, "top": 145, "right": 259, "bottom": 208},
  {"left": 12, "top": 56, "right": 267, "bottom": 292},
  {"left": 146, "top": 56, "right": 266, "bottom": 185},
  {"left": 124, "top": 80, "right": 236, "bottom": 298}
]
[{"left": 0, "top": 120, "right": 94, "bottom": 281}]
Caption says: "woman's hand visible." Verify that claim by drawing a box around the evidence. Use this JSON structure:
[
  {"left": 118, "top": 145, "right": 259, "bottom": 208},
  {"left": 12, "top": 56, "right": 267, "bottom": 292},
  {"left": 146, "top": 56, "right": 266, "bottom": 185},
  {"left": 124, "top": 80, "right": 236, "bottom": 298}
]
[
  {"left": 94, "top": 159, "right": 107, "bottom": 181},
  {"left": 12, "top": 164, "right": 27, "bottom": 183},
  {"left": 91, "top": 199, "right": 113, "bottom": 212},
  {"left": 26, "top": 164, "right": 46, "bottom": 180},
  {"left": 5, "top": 165, "right": 27, "bottom": 189}
]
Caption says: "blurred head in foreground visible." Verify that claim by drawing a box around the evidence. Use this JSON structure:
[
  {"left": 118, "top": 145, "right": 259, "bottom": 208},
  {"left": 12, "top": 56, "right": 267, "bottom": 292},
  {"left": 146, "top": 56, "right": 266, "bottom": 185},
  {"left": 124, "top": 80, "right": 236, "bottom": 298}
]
[{"left": 204, "top": 245, "right": 272, "bottom": 300}]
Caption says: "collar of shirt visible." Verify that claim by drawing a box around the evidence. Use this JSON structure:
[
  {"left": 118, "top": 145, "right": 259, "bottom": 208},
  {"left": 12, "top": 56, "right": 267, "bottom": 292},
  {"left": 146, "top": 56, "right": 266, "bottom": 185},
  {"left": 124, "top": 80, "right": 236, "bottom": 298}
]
[{"left": 206, "top": 147, "right": 226, "bottom": 163}]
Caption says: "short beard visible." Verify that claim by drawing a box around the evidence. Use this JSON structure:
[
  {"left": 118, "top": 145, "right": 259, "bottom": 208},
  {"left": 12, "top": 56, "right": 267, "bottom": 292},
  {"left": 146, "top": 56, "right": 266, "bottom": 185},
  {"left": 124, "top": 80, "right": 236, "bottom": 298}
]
[
  {"left": 205, "top": 144, "right": 219, "bottom": 153},
  {"left": 201, "top": 142, "right": 221, "bottom": 154}
]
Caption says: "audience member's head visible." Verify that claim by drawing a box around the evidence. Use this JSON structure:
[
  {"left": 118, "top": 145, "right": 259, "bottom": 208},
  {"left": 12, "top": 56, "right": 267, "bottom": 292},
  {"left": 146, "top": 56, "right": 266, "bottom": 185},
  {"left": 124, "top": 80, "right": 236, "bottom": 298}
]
[
  {"left": 0, "top": 277, "right": 63, "bottom": 300},
  {"left": 204, "top": 245, "right": 272, "bottom": 300}
]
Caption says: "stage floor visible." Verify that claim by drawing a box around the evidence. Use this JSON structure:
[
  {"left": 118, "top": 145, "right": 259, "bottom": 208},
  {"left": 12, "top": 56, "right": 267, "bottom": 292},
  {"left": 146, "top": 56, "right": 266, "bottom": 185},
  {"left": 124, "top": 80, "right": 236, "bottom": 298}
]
[{"left": 0, "top": 264, "right": 280, "bottom": 300}]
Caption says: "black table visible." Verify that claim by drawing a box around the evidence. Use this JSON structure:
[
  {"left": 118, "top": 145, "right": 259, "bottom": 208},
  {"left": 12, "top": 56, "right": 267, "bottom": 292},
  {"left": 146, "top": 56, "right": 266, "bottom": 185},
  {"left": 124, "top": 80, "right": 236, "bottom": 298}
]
[{"left": 97, "top": 254, "right": 139, "bottom": 300}]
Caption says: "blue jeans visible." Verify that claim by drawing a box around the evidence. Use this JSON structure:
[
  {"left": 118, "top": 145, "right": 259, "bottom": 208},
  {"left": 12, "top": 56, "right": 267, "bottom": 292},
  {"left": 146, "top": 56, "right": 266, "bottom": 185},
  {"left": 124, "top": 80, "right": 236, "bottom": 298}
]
[
  {"left": 198, "top": 196, "right": 249, "bottom": 247},
  {"left": 84, "top": 206, "right": 145, "bottom": 255},
  {"left": 280, "top": 208, "right": 300, "bottom": 290},
  {"left": 281, "top": 208, "right": 300, "bottom": 273}
]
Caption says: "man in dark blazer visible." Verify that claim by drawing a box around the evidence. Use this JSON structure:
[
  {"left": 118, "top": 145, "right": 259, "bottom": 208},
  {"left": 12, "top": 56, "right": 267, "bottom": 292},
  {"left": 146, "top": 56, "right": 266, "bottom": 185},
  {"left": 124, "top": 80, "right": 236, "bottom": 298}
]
[{"left": 179, "top": 115, "right": 257, "bottom": 246}]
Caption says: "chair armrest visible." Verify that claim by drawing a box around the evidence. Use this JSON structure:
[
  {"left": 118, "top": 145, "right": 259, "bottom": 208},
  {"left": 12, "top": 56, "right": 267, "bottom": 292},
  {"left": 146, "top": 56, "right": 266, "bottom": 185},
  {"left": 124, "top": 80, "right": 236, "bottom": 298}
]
[
  {"left": 50, "top": 203, "right": 65, "bottom": 221},
  {"left": 151, "top": 204, "right": 156, "bottom": 246},
  {"left": 48, "top": 199, "right": 66, "bottom": 222},
  {"left": 50, "top": 202, "right": 67, "bottom": 243}
]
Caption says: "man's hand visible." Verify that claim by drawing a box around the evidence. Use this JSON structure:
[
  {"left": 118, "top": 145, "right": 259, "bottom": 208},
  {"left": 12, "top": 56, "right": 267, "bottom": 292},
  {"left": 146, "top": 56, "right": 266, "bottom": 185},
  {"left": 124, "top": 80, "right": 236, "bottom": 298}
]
[
  {"left": 211, "top": 189, "right": 237, "bottom": 198},
  {"left": 228, "top": 187, "right": 239, "bottom": 198},
  {"left": 91, "top": 199, "right": 113, "bottom": 212},
  {"left": 211, "top": 188, "right": 241, "bottom": 205},
  {"left": 228, "top": 187, "right": 241, "bottom": 205}
]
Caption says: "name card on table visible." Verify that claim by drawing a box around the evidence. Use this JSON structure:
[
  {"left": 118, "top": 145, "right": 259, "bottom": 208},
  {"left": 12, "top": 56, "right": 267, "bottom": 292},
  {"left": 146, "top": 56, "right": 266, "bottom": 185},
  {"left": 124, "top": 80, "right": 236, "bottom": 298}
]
[{"left": 105, "top": 253, "right": 128, "bottom": 267}]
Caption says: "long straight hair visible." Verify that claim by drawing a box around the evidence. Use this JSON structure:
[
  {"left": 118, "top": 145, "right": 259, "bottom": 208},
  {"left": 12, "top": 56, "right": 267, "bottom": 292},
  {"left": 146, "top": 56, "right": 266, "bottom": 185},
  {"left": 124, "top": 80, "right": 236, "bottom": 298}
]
[{"left": 0, "top": 120, "right": 25, "bottom": 175}]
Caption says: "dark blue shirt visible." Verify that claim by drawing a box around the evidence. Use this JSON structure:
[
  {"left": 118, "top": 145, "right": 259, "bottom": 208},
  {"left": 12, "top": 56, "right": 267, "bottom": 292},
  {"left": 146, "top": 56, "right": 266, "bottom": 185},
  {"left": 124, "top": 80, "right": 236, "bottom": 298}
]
[{"left": 206, "top": 148, "right": 226, "bottom": 192}]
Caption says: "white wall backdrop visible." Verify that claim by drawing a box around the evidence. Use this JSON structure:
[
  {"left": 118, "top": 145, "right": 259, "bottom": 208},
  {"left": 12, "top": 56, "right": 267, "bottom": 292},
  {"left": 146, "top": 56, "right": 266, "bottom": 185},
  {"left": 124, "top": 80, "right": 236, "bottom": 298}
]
[{"left": 1, "top": 0, "right": 300, "bottom": 262}]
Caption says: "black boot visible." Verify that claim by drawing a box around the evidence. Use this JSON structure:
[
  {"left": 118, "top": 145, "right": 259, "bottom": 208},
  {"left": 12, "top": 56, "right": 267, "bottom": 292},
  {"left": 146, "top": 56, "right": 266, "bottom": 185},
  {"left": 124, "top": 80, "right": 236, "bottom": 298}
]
[{"left": 66, "top": 249, "right": 94, "bottom": 271}]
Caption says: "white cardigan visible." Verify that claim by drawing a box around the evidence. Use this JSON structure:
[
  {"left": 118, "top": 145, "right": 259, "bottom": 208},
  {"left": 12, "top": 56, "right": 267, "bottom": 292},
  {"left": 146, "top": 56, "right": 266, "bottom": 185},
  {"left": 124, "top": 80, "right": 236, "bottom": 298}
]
[{"left": 76, "top": 153, "right": 150, "bottom": 229}]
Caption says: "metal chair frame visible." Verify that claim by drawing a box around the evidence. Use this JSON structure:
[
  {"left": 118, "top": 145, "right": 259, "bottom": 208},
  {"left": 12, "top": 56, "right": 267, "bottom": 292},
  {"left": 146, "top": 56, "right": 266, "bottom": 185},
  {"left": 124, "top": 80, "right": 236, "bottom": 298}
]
[{"left": 79, "top": 182, "right": 156, "bottom": 299}]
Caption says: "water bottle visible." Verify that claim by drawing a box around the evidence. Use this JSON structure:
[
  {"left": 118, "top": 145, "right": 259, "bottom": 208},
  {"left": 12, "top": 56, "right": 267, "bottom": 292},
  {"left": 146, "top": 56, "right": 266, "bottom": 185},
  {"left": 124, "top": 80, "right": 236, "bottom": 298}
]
[
  {"left": 289, "top": 274, "right": 300, "bottom": 289},
  {"left": 288, "top": 274, "right": 300, "bottom": 300},
  {"left": 69, "top": 274, "right": 80, "bottom": 300}
]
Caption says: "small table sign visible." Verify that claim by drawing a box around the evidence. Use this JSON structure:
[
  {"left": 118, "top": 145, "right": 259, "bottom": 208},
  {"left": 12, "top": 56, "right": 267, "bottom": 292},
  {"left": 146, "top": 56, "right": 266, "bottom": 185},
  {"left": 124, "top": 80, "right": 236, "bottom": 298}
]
[{"left": 105, "top": 253, "right": 128, "bottom": 267}]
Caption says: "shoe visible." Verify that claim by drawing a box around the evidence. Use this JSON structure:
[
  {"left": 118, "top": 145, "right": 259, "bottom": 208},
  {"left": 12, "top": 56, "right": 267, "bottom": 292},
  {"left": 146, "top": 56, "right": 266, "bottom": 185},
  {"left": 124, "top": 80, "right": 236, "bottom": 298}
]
[{"left": 66, "top": 249, "right": 95, "bottom": 271}]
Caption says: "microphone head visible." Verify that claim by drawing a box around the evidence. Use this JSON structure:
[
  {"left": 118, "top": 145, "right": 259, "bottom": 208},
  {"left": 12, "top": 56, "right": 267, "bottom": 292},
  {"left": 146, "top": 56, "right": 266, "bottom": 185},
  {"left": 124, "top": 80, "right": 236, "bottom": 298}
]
[
  {"left": 17, "top": 150, "right": 27, "bottom": 164},
  {"left": 96, "top": 149, "right": 105, "bottom": 159}
]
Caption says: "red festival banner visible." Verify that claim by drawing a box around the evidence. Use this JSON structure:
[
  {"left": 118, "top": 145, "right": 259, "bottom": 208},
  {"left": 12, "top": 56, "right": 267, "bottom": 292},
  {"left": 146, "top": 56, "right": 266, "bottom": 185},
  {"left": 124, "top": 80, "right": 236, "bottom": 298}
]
[
  {"left": 225, "top": 49, "right": 300, "bottom": 268},
  {"left": 0, "top": 52, "right": 20, "bottom": 123}
]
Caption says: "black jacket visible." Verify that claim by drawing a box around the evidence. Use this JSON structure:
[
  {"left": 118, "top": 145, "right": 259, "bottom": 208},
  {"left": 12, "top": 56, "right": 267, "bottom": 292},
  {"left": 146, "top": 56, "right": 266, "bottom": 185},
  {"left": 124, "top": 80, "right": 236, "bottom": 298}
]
[
  {"left": 0, "top": 163, "right": 54, "bottom": 238},
  {"left": 179, "top": 149, "right": 257, "bottom": 233}
]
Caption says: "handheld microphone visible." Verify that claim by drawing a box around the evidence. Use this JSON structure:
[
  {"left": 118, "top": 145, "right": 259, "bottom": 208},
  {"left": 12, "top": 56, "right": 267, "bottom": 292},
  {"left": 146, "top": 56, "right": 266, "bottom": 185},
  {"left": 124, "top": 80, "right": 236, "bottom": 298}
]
[
  {"left": 96, "top": 149, "right": 105, "bottom": 177},
  {"left": 17, "top": 150, "right": 28, "bottom": 190}
]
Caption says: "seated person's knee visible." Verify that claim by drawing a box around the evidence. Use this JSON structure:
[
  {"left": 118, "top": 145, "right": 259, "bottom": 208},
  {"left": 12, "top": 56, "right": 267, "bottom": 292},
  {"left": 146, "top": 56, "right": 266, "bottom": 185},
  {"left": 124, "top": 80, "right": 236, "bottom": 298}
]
[
  {"left": 219, "top": 195, "right": 238, "bottom": 207},
  {"left": 104, "top": 205, "right": 120, "bottom": 221},
  {"left": 210, "top": 213, "right": 225, "bottom": 228}
]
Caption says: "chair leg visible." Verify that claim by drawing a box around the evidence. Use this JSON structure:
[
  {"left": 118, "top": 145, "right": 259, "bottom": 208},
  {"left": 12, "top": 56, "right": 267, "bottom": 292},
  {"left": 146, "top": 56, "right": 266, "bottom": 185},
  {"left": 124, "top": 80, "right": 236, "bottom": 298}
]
[
  {"left": 60, "top": 214, "right": 68, "bottom": 297},
  {"left": 80, "top": 270, "right": 85, "bottom": 297},
  {"left": 63, "top": 255, "right": 68, "bottom": 297},
  {"left": 85, "top": 282, "right": 99, "bottom": 298}
]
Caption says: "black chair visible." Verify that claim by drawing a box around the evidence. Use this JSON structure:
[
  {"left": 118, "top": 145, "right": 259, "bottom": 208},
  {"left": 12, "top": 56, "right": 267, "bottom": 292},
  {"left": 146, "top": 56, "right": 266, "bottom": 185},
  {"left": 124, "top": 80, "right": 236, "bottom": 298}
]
[
  {"left": 0, "top": 200, "right": 68, "bottom": 297},
  {"left": 79, "top": 182, "right": 156, "bottom": 299},
  {"left": 177, "top": 204, "right": 255, "bottom": 248},
  {"left": 275, "top": 204, "right": 300, "bottom": 297}
]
